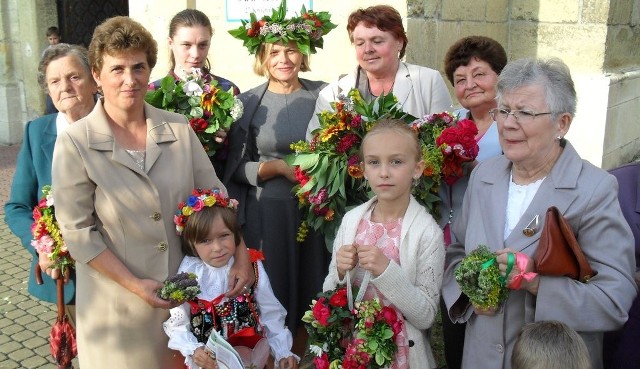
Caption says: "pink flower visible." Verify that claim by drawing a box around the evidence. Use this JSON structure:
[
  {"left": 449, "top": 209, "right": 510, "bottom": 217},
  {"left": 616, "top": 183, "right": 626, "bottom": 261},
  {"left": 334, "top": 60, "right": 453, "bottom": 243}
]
[
  {"left": 313, "top": 352, "right": 329, "bottom": 369},
  {"left": 191, "top": 199, "right": 204, "bottom": 211}
]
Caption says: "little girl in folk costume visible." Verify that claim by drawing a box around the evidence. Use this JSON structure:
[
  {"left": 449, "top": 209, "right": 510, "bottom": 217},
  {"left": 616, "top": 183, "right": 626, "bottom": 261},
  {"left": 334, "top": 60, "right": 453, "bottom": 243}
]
[
  {"left": 322, "top": 119, "right": 445, "bottom": 368},
  {"left": 163, "top": 189, "right": 298, "bottom": 369}
]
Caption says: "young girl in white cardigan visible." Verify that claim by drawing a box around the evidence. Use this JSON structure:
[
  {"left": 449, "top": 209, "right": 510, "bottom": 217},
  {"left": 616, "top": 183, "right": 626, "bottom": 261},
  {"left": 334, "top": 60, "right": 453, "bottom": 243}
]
[
  {"left": 323, "top": 119, "right": 445, "bottom": 369},
  {"left": 163, "top": 189, "right": 298, "bottom": 369}
]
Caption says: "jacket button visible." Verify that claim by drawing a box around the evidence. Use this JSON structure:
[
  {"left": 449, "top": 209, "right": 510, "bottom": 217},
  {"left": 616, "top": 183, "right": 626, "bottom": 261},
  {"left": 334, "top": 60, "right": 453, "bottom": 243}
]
[
  {"left": 496, "top": 344, "right": 504, "bottom": 353},
  {"left": 408, "top": 340, "right": 414, "bottom": 347},
  {"left": 157, "top": 242, "right": 167, "bottom": 252},
  {"left": 151, "top": 212, "right": 161, "bottom": 221}
]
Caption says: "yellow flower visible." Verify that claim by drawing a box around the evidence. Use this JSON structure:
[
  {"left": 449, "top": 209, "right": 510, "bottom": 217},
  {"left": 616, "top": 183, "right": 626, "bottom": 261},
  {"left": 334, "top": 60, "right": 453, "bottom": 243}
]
[
  {"left": 182, "top": 206, "right": 193, "bottom": 216},
  {"left": 201, "top": 87, "right": 220, "bottom": 112},
  {"left": 203, "top": 196, "right": 217, "bottom": 207}
]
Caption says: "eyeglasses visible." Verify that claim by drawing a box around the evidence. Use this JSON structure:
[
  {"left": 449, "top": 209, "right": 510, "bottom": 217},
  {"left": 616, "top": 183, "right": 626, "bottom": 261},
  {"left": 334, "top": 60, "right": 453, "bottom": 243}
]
[{"left": 489, "top": 108, "right": 553, "bottom": 124}]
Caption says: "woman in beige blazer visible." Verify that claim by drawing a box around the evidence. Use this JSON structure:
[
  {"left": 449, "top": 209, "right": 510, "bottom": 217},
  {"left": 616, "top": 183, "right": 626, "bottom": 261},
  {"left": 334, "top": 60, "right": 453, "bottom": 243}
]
[{"left": 52, "top": 17, "right": 251, "bottom": 369}]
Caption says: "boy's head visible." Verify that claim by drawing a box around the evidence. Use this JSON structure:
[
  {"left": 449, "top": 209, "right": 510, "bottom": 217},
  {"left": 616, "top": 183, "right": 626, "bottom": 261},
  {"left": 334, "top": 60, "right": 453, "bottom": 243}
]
[
  {"left": 46, "top": 26, "right": 60, "bottom": 45},
  {"left": 175, "top": 189, "right": 241, "bottom": 267},
  {"left": 512, "top": 321, "right": 592, "bottom": 369}
]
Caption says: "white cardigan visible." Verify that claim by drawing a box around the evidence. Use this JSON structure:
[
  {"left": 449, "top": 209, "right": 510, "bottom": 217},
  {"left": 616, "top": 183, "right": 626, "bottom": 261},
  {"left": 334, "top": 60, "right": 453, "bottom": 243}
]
[
  {"left": 307, "top": 62, "right": 453, "bottom": 139},
  {"left": 323, "top": 196, "right": 445, "bottom": 369}
]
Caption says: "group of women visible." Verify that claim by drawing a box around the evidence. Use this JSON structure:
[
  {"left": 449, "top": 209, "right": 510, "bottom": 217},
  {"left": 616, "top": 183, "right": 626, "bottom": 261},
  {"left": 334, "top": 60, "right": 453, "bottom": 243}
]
[{"left": 4, "top": 2, "right": 638, "bottom": 369}]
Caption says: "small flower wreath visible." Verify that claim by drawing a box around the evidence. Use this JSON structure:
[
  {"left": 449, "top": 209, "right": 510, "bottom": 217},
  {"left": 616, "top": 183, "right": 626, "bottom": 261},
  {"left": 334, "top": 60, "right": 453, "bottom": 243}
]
[{"left": 173, "top": 188, "right": 239, "bottom": 235}]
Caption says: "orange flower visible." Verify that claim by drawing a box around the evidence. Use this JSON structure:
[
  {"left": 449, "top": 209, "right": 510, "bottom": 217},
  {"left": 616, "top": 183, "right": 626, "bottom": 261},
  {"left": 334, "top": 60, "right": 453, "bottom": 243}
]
[
  {"left": 423, "top": 166, "right": 435, "bottom": 177},
  {"left": 201, "top": 87, "right": 220, "bottom": 113},
  {"left": 347, "top": 165, "right": 363, "bottom": 178},
  {"left": 324, "top": 209, "right": 334, "bottom": 221}
]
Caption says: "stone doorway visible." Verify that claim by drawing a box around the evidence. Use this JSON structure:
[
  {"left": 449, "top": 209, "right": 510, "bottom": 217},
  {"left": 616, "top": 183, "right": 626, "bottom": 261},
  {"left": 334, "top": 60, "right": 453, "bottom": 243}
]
[{"left": 56, "top": 0, "right": 129, "bottom": 47}]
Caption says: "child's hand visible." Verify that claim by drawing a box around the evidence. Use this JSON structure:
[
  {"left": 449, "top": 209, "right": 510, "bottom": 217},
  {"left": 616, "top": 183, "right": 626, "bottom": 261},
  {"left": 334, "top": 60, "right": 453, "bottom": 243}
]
[
  {"left": 279, "top": 356, "right": 298, "bottom": 369},
  {"left": 336, "top": 244, "right": 358, "bottom": 279},
  {"left": 193, "top": 347, "right": 218, "bottom": 369},
  {"left": 356, "top": 243, "right": 390, "bottom": 277}
]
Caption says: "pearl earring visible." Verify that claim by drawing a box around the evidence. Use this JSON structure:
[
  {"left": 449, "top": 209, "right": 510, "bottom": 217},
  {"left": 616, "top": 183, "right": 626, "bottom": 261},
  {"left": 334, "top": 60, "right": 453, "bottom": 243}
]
[{"left": 556, "top": 136, "right": 563, "bottom": 140}]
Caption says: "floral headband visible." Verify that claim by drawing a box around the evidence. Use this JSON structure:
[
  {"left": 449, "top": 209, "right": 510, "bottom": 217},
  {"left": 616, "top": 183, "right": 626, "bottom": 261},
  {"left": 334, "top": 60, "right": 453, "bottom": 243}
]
[
  {"left": 174, "top": 188, "right": 239, "bottom": 235},
  {"left": 228, "top": 0, "right": 336, "bottom": 56}
]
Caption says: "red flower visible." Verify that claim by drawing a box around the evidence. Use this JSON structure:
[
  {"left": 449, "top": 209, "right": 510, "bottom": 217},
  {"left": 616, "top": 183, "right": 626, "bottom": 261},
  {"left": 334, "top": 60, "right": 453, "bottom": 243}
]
[
  {"left": 329, "top": 287, "right": 348, "bottom": 308},
  {"left": 336, "top": 133, "right": 360, "bottom": 154},
  {"left": 189, "top": 117, "right": 208, "bottom": 133},
  {"left": 312, "top": 297, "right": 331, "bottom": 326},
  {"left": 436, "top": 119, "right": 479, "bottom": 185},
  {"left": 294, "top": 166, "right": 311, "bottom": 187},
  {"left": 313, "top": 352, "right": 329, "bottom": 369}
]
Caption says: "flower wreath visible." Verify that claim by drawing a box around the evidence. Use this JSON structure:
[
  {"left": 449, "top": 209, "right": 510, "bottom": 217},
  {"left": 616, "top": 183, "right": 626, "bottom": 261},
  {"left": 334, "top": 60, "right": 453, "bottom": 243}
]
[
  {"left": 228, "top": 0, "right": 336, "bottom": 55},
  {"left": 303, "top": 286, "right": 404, "bottom": 369},
  {"left": 173, "top": 188, "right": 239, "bottom": 235}
]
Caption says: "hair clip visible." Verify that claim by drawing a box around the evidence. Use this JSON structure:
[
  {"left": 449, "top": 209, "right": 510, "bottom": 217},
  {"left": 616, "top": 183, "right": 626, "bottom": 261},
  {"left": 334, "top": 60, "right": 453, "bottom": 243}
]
[{"left": 523, "top": 215, "right": 539, "bottom": 237}]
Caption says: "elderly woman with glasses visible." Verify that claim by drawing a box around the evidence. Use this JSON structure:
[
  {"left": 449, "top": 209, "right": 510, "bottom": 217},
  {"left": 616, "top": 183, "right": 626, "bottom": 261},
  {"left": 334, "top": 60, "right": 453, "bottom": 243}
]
[{"left": 441, "top": 57, "right": 637, "bottom": 369}]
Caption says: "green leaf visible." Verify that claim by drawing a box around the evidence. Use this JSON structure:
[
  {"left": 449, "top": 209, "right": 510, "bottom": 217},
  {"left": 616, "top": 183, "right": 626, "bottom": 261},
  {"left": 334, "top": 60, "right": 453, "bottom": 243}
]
[{"left": 285, "top": 153, "right": 319, "bottom": 169}]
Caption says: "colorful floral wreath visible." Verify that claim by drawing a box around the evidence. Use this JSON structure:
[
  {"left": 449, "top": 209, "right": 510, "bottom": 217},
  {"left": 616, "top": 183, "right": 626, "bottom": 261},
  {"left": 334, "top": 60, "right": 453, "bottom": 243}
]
[
  {"left": 228, "top": 0, "right": 336, "bottom": 55},
  {"left": 173, "top": 188, "right": 239, "bottom": 235}
]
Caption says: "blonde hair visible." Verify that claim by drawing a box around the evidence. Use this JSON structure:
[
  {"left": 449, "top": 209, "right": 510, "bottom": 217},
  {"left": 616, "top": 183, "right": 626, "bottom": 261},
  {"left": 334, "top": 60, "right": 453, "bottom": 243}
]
[
  {"left": 253, "top": 42, "right": 311, "bottom": 78},
  {"left": 512, "top": 321, "right": 592, "bottom": 369},
  {"left": 359, "top": 119, "right": 422, "bottom": 162}
]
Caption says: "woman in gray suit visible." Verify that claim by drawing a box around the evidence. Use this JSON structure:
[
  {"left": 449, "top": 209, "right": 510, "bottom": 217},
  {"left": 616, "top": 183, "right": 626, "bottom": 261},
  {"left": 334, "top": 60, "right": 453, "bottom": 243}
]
[
  {"left": 52, "top": 17, "right": 252, "bottom": 369},
  {"left": 441, "top": 57, "right": 637, "bottom": 369}
]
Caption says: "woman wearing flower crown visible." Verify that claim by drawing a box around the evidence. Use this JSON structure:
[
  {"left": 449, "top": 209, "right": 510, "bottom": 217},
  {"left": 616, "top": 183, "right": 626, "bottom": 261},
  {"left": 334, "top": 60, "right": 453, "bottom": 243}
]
[
  {"left": 323, "top": 119, "right": 445, "bottom": 368},
  {"left": 149, "top": 8, "right": 241, "bottom": 176},
  {"left": 306, "top": 5, "right": 452, "bottom": 138},
  {"left": 164, "top": 189, "right": 298, "bottom": 369},
  {"left": 225, "top": 0, "right": 336, "bottom": 343},
  {"left": 51, "top": 17, "right": 253, "bottom": 369}
]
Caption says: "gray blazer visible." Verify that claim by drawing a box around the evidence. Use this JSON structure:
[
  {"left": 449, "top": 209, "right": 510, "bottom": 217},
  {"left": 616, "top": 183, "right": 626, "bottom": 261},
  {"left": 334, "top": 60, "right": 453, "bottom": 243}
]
[
  {"left": 441, "top": 141, "right": 637, "bottom": 369},
  {"left": 223, "top": 79, "right": 325, "bottom": 224}
]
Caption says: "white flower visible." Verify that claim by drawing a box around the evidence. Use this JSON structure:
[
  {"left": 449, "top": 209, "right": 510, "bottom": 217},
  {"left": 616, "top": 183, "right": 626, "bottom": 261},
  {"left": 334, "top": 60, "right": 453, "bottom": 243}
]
[
  {"left": 175, "top": 65, "right": 190, "bottom": 81},
  {"left": 308, "top": 344, "right": 326, "bottom": 357},
  {"left": 182, "top": 80, "right": 203, "bottom": 96},
  {"left": 45, "top": 193, "right": 54, "bottom": 207},
  {"left": 230, "top": 98, "right": 244, "bottom": 120}
]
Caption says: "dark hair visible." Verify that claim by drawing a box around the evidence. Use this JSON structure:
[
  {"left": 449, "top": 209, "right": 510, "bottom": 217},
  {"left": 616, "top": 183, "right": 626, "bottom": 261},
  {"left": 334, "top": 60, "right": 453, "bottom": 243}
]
[
  {"left": 46, "top": 26, "right": 60, "bottom": 37},
  {"left": 88, "top": 16, "right": 158, "bottom": 74},
  {"left": 346, "top": 5, "right": 408, "bottom": 59},
  {"left": 168, "top": 9, "right": 213, "bottom": 72},
  {"left": 444, "top": 36, "right": 507, "bottom": 85},
  {"left": 360, "top": 119, "right": 421, "bottom": 162},
  {"left": 180, "top": 206, "right": 241, "bottom": 257},
  {"left": 38, "top": 43, "right": 91, "bottom": 91}
]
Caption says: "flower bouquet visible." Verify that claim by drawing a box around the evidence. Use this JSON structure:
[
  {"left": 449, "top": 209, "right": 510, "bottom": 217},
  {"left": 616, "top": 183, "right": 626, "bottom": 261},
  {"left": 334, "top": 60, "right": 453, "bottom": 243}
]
[
  {"left": 302, "top": 287, "right": 403, "bottom": 369},
  {"left": 145, "top": 66, "right": 243, "bottom": 156},
  {"left": 454, "top": 245, "right": 509, "bottom": 310},
  {"left": 31, "top": 185, "right": 74, "bottom": 274},
  {"left": 157, "top": 272, "right": 201, "bottom": 303},
  {"left": 286, "top": 89, "right": 479, "bottom": 244}
]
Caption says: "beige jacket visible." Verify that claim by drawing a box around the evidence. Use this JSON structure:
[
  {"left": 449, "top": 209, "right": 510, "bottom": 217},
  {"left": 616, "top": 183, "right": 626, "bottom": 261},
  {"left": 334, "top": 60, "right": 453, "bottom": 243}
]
[{"left": 52, "top": 99, "right": 223, "bottom": 369}]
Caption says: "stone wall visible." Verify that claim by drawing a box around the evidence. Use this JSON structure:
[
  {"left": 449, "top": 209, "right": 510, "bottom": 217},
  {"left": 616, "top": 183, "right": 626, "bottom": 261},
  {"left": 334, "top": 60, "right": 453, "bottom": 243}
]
[
  {"left": 405, "top": 0, "right": 640, "bottom": 168},
  {"left": 1, "top": 0, "right": 638, "bottom": 168},
  {"left": 0, "top": 0, "right": 57, "bottom": 145}
]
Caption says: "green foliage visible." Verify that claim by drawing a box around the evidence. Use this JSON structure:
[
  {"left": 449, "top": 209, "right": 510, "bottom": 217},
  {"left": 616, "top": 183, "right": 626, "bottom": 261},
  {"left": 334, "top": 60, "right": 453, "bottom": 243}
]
[{"left": 454, "top": 245, "right": 509, "bottom": 310}]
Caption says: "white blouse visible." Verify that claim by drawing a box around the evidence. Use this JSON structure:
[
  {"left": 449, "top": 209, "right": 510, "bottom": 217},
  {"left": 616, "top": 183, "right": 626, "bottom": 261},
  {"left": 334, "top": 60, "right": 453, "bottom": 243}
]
[
  {"left": 504, "top": 173, "right": 545, "bottom": 239},
  {"left": 163, "top": 256, "right": 296, "bottom": 368}
]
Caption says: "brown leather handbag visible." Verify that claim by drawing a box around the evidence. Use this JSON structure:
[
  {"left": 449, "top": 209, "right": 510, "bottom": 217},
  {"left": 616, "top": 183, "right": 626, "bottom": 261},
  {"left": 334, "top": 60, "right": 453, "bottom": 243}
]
[{"left": 534, "top": 206, "right": 596, "bottom": 282}]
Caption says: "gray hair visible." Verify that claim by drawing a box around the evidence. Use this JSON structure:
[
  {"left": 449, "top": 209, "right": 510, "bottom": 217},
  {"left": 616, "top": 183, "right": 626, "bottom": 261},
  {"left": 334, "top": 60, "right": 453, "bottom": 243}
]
[
  {"left": 496, "top": 57, "right": 576, "bottom": 119},
  {"left": 37, "top": 43, "right": 92, "bottom": 91}
]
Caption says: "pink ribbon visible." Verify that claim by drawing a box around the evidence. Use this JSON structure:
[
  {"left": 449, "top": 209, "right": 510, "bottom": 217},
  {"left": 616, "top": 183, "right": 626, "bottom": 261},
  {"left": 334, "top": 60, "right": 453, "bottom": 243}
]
[{"left": 507, "top": 253, "right": 538, "bottom": 290}]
